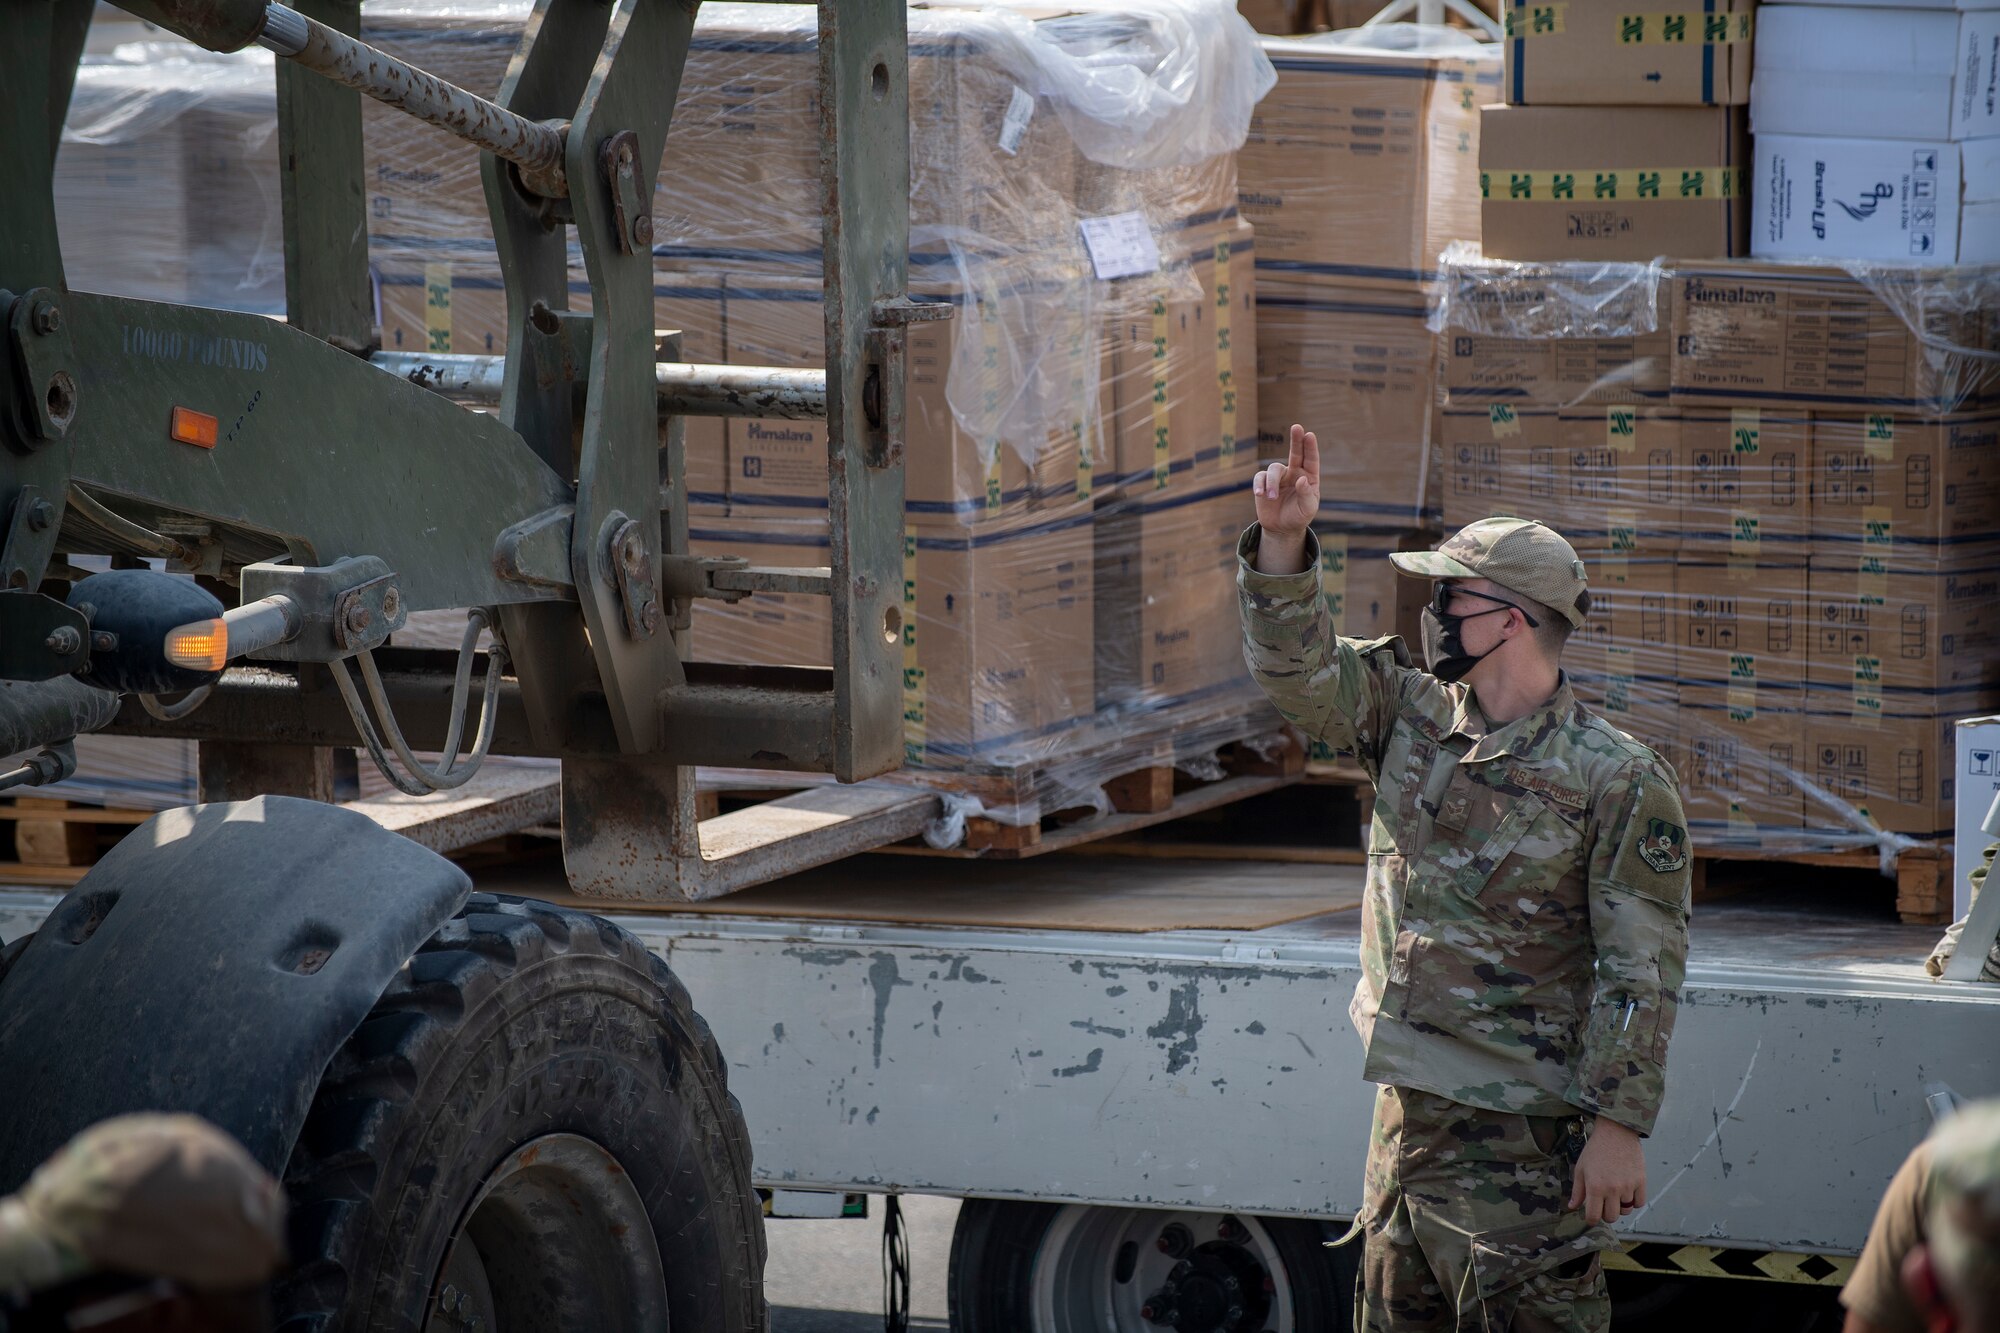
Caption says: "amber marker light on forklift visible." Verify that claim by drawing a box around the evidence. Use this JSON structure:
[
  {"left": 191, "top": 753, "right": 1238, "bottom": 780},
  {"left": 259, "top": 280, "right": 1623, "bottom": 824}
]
[
  {"left": 163, "top": 619, "right": 229, "bottom": 671},
  {"left": 169, "top": 406, "right": 219, "bottom": 448},
  {"left": 164, "top": 595, "right": 302, "bottom": 671}
]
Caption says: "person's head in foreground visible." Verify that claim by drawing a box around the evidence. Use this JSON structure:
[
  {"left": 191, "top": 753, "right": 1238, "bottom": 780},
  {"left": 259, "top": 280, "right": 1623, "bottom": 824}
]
[{"left": 1907, "top": 1102, "right": 2000, "bottom": 1333}]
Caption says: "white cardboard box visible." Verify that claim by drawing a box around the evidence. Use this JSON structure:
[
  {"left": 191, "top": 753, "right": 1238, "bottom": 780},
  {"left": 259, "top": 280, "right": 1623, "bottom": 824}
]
[
  {"left": 1763, "top": 0, "right": 1997, "bottom": 9},
  {"left": 1956, "top": 715, "right": 2000, "bottom": 918},
  {"left": 1752, "top": 7, "right": 2000, "bottom": 142},
  {"left": 1752, "top": 133, "right": 2000, "bottom": 260}
]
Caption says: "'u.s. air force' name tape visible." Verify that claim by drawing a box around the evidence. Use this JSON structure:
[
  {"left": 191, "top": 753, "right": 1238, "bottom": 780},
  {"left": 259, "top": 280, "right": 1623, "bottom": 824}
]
[
  {"left": 1504, "top": 6, "right": 1755, "bottom": 41},
  {"left": 1481, "top": 166, "right": 1747, "bottom": 202}
]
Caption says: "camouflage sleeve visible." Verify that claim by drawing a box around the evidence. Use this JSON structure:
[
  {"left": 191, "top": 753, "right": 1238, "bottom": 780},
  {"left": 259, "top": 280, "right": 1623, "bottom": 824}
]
[
  {"left": 1235, "top": 523, "right": 1401, "bottom": 769},
  {"left": 1567, "top": 756, "right": 1693, "bottom": 1137}
]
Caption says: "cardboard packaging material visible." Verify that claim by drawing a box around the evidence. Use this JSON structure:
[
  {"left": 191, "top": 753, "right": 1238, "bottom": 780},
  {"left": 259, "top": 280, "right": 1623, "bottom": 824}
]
[
  {"left": 1442, "top": 329, "right": 1672, "bottom": 407},
  {"left": 1573, "top": 558, "right": 1681, "bottom": 770},
  {"left": 1675, "top": 559, "right": 1811, "bottom": 702},
  {"left": 1478, "top": 104, "right": 1749, "bottom": 262},
  {"left": 1955, "top": 714, "right": 2000, "bottom": 917},
  {"left": 1239, "top": 0, "right": 1305, "bottom": 34},
  {"left": 1667, "top": 263, "right": 2000, "bottom": 414},
  {"left": 1751, "top": 7, "right": 2000, "bottom": 143},
  {"left": 1680, "top": 687, "right": 1808, "bottom": 840},
  {"left": 1098, "top": 224, "right": 1259, "bottom": 500},
  {"left": 1679, "top": 409, "right": 1810, "bottom": 557},
  {"left": 1255, "top": 277, "right": 1442, "bottom": 528},
  {"left": 377, "top": 257, "right": 507, "bottom": 357},
  {"left": 1240, "top": 41, "right": 1494, "bottom": 282},
  {"left": 1442, "top": 406, "right": 1551, "bottom": 530},
  {"left": 1809, "top": 412, "right": 2000, "bottom": 559},
  {"left": 1501, "top": 0, "right": 1754, "bottom": 106},
  {"left": 1805, "top": 692, "right": 1964, "bottom": 838},
  {"left": 688, "top": 516, "right": 836, "bottom": 669},
  {"left": 1094, "top": 477, "right": 1255, "bottom": 711},
  {"left": 1752, "top": 135, "right": 2000, "bottom": 263},
  {"left": 690, "top": 512, "right": 1096, "bottom": 765},
  {"left": 1309, "top": 524, "right": 1431, "bottom": 644},
  {"left": 1542, "top": 406, "right": 1684, "bottom": 555},
  {"left": 1807, "top": 553, "right": 2000, "bottom": 705},
  {"left": 1435, "top": 258, "right": 1676, "bottom": 407}
]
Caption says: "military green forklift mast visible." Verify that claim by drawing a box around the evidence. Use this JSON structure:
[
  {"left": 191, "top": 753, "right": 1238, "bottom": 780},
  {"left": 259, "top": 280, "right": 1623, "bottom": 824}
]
[{"left": 0, "top": 0, "right": 946, "bottom": 899}]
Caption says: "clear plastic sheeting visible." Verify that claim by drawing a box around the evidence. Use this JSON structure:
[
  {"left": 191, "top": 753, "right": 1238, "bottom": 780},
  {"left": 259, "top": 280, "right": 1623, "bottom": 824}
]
[
  {"left": 1431, "top": 243, "right": 1668, "bottom": 344},
  {"left": 55, "top": 43, "right": 285, "bottom": 315}
]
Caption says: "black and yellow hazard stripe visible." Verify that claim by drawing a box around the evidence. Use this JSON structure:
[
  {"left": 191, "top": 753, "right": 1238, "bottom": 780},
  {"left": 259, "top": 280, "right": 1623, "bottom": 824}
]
[{"left": 1605, "top": 1241, "right": 1855, "bottom": 1286}]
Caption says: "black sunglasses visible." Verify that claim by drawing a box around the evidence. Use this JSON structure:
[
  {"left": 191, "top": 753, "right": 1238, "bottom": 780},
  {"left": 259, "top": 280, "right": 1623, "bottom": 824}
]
[{"left": 1431, "top": 583, "right": 1540, "bottom": 628}]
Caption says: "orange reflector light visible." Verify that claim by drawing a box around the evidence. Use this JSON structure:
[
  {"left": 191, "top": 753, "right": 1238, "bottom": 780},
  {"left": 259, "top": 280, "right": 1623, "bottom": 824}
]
[
  {"left": 170, "top": 406, "right": 218, "bottom": 449},
  {"left": 164, "top": 619, "right": 229, "bottom": 672}
]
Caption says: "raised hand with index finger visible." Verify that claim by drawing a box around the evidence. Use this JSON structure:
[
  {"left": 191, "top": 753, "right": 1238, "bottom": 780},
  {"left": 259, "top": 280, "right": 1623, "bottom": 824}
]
[{"left": 1252, "top": 424, "right": 1321, "bottom": 539}]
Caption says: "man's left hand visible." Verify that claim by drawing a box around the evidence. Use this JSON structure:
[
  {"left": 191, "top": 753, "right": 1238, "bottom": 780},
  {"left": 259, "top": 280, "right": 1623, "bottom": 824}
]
[{"left": 1569, "top": 1118, "right": 1646, "bottom": 1225}]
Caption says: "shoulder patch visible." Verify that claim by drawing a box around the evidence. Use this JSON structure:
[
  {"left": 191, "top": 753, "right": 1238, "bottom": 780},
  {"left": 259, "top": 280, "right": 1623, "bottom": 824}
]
[{"left": 1636, "top": 817, "right": 1689, "bottom": 874}]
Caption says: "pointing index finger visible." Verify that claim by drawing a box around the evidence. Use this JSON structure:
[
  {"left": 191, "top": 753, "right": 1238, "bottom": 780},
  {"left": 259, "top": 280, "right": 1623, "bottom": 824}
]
[{"left": 1287, "top": 423, "right": 1304, "bottom": 472}]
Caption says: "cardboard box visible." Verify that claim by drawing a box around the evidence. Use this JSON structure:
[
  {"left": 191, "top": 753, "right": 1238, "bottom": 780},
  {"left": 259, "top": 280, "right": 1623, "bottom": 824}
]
[
  {"left": 1680, "top": 409, "right": 1810, "bottom": 557},
  {"left": 1807, "top": 553, "right": 2000, "bottom": 704},
  {"left": 1501, "top": 0, "right": 1753, "bottom": 106},
  {"left": 1095, "top": 476, "right": 1256, "bottom": 710},
  {"left": 1572, "top": 558, "right": 1679, "bottom": 763},
  {"left": 1955, "top": 714, "right": 2000, "bottom": 917},
  {"left": 1255, "top": 277, "right": 1441, "bottom": 527},
  {"left": 1544, "top": 406, "right": 1684, "bottom": 555},
  {"left": 1310, "top": 524, "right": 1430, "bottom": 643},
  {"left": 1478, "top": 104, "right": 1749, "bottom": 261},
  {"left": 1680, "top": 687, "right": 1807, "bottom": 841},
  {"left": 1805, "top": 692, "right": 1961, "bottom": 837},
  {"left": 1667, "top": 262, "right": 2000, "bottom": 414},
  {"left": 1436, "top": 261, "right": 1675, "bottom": 407},
  {"left": 1441, "top": 405, "right": 1552, "bottom": 530},
  {"left": 688, "top": 515, "right": 836, "bottom": 669},
  {"left": 690, "top": 512, "right": 1096, "bottom": 764},
  {"left": 1240, "top": 42, "right": 1494, "bottom": 282},
  {"left": 1101, "top": 261, "right": 1225, "bottom": 498},
  {"left": 1752, "top": 135, "right": 2000, "bottom": 263},
  {"left": 1810, "top": 412, "right": 2000, "bottom": 559},
  {"left": 1239, "top": 0, "right": 1305, "bottom": 33},
  {"left": 1751, "top": 7, "right": 2000, "bottom": 143},
  {"left": 1676, "top": 559, "right": 1810, "bottom": 695}
]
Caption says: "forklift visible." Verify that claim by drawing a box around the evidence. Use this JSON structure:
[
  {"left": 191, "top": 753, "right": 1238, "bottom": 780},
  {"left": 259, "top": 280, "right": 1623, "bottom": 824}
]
[{"left": 0, "top": 0, "right": 939, "bottom": 1325}]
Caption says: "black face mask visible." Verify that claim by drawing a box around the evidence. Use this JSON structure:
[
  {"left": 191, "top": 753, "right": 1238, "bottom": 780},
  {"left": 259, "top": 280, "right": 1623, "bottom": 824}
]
[{"left": 1420, "top": 586, "right": 1539, "bottom": 683}]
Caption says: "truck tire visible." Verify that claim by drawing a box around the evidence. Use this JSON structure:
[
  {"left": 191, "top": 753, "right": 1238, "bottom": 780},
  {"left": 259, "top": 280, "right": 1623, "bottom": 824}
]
[
  {"left": 273, "top": 893, "right": 766, "bottom": 1333},
  {"left": 949, "top": 1199, "right": 1352, "bottom": 1333}
]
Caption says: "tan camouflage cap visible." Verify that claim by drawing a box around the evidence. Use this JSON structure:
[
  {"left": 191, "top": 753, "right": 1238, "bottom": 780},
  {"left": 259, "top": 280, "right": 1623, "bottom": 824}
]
[
  {"left": 1388, "top": 517, "right": 1590, "bottom": 629},
  {"left": 0, "top": 1114, "right": 285, "bottom": 1294}
]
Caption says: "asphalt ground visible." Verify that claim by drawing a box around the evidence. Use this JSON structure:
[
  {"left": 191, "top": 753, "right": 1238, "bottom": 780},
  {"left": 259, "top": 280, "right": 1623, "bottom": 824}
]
[{"left": 767, "top": 1194, "right": 959, "bottom": 1332}]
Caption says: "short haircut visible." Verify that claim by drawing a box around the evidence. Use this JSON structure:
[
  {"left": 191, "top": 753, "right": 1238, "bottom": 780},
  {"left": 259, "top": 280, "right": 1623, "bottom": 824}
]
[{"left": 1510, "top": 589, "right": 1581, "bottom": 658}]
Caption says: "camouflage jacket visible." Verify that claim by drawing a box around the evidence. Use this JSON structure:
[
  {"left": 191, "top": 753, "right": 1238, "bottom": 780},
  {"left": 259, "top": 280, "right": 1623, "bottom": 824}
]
[{"left": 1237, "top": 526, "right": 1692, "bottom": 1136}]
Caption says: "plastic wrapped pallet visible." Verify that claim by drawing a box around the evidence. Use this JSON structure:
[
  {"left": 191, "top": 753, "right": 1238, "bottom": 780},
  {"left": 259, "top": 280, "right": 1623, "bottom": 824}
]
[
  {"left": 1427, "top": 249, "right": 2000, "bottom": 861},
  {"left": 55, "top": 44, "right": 285, "bottom": 315}
]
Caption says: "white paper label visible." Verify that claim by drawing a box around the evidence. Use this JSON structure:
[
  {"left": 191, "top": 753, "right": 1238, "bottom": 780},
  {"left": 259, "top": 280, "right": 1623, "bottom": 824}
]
[
  {"left": 998, "top": 85, "right": 1034, "bottom": 156},
  {"left": 1077, "top": 212, "right": 1161, "bottom": 281}
]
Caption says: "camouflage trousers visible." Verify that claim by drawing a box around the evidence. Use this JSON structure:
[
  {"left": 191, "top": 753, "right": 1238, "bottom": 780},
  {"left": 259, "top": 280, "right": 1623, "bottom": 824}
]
[{"left": 1352, "top": 1085, "right": 1613, "bottom": 1333}]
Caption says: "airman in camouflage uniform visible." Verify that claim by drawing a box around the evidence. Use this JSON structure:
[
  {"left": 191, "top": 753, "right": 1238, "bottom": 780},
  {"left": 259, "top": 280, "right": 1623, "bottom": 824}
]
[{"left": 1239, "top": 426, "right": 1692, "bottom": 1332}]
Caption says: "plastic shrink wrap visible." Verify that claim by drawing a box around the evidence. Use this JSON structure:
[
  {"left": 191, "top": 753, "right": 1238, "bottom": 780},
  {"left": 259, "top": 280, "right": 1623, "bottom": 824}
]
[
  {"left": 48, "top": 2, "right": 1282, "bottom": 840},
  {"left": 1431, "top": 248, "right": 2000, "bottom": 860}
]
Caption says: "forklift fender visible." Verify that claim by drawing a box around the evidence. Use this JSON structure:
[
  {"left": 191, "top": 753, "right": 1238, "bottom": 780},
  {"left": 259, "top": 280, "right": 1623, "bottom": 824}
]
[{"left": 0, "top": 795, "right": 471, "bottom": 1189}]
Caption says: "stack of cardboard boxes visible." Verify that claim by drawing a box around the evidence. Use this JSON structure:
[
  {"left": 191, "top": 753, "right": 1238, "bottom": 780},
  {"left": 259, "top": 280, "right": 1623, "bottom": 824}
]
[
  {"left": 1749, "top": 3, "right": 1998, "bottom": 263},
  {"left": 1436, "top": 254, "right": 2000, "bottom": 850},
  {"left": 1480, "top": 0, "right": 1753, "bottom": 262},
  {"left": 1237, "top": 36, "right": 1499, "bottom": 661},
  {"left": 357, "top": 2, "right": 1266, "bottom": 777}
]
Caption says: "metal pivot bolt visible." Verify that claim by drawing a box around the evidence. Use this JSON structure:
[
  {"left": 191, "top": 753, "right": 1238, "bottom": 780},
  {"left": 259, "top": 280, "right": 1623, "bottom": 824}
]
[
  {"left": 43, "top": 627, "right": 79, "bottom": 656},
  {"left": 599, "top": 130, "right": 652, "bottom": 257},
  {"left": 605, "top": 516, "right": 660, "bottom": 640},
  {"left": 25, "top": 500, "right": 54, "bottom": 531},
  {"left": 344, "top": 603, "right": 373, "bottom": 636},
  {"left": 29, "top": 302, "right": 60, "bottom": 336}
]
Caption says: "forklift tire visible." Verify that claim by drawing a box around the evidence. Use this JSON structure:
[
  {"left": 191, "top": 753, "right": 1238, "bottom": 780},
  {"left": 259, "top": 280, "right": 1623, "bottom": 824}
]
[
  {"left": 272, "top": 893, "right": 766, "bottom": 1333},
  {"left": 949, "top": 1198, "right": 1353, "bottom": 1333}
]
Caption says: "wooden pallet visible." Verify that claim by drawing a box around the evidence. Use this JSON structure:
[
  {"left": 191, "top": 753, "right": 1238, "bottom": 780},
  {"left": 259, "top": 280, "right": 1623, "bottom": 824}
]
[
  {"left": 884, "top": 715, "right": 1307, "bottom": 858},
  {"left": 1694, "top": 844, "right": 1953, "bottom": 925}
]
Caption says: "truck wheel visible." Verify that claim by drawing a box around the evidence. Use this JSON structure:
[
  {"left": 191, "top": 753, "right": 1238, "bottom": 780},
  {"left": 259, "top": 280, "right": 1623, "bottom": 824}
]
[
  {"left": 273, "top": 893, "right": 766, "bottom": 1332},
  {"left": 949, "top": 1200, "right": 1351, "bottom": 1333}
]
